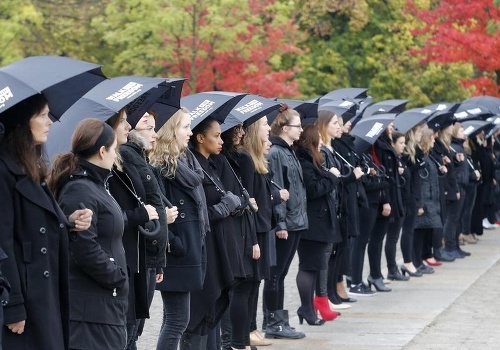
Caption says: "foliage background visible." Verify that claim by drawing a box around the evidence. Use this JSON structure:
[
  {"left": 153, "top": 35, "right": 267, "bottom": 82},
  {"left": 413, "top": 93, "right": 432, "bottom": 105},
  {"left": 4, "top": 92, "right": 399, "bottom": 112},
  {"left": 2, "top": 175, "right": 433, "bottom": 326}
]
[{"left": 1, "top": 0, "right": 499, "bottom": 106}]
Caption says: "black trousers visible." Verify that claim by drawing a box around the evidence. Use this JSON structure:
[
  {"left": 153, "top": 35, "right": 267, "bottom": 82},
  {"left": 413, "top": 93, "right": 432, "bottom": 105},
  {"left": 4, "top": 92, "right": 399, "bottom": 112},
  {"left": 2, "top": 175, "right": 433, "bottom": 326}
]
[
  {"left": 350, "top": 204, "right": 378, "bottom": 284},
  {"left": 368, "top": 217, "right": 390, "bottom": 279}
]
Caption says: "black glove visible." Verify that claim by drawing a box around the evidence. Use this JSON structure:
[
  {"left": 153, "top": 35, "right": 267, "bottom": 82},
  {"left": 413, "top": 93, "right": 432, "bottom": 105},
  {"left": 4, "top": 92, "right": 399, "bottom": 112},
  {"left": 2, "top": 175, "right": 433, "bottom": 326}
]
[{"left": 212, "top": 191, "right": 241, "bottom": 218}]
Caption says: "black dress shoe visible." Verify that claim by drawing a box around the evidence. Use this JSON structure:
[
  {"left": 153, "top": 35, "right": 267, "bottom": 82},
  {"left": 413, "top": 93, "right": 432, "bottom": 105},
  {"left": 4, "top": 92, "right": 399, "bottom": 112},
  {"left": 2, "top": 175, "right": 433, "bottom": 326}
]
[
  {"left": 457, "top": 248, "right": 471, "bottom": 256},
  {"left": 417, "top": 264, "right": 435, "bottom": 274},
  {"left": 340, "top": 296, "right": 357, "bottom": 303},
  {"left": 367, "top": 276, "right": 392, "bottom": 292},
  {"left": 387, "top": 269, "right": 410, "bottom": 281}
]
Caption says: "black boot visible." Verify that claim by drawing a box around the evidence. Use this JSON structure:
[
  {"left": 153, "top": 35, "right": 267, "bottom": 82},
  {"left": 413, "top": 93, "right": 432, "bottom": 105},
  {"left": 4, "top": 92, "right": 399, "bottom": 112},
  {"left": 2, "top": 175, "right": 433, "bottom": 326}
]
[
  {"left": 179, "top": 333, "right": 208, "bottom": 350},
  {"left": 264, "top": 310, "right": 305, "bottom": 339},
  {"left": 387, "top": 268, "right": 410, "bottom": 281}
]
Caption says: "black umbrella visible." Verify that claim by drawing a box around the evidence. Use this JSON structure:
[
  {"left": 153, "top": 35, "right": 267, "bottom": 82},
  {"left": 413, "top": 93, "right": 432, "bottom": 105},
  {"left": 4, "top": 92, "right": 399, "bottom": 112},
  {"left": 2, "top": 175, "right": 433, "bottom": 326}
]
[
  {"left": 267, "top": 98, "right": 318, "bottom": 123},
  {"left": 350, "top": 113, "right": 396, "bottom": 154},
  {"left": 137, "top": 78, "right": 186, "bottom": 131},
  {"left": 0, "top": 55, "right": 106, "bottom": 120},
  {"left": 46, "top": 76, "right": 175, "bottom": 159},
  {"left": 181, "top": 91, "right": 247, "bottom": 128},
  {"left": 318, "top": 87, "right": 369, "bottom": 106},
  {"left": 362, "top": 99, "right": 409, "bottom": 118},
  {"left": 454, "top": 103, "right": 493, "bottom": 121},
  {"left": 423, "top": 102, "right": 460, "bottom": 114},
  {"left": 462, "top": 120, "right": 495, "bottom": 137},
  {"left": 318, "top": 100, "right": 358, "bottom": 121},
  {"left": 221, "top": 95, "right": 280, "bottom": 132},
  {"left": 393, "top": 108, "right": 432, "bottom": 133},
  {"left": 461, "top": 96, "right": 500, "bottom": 116}
]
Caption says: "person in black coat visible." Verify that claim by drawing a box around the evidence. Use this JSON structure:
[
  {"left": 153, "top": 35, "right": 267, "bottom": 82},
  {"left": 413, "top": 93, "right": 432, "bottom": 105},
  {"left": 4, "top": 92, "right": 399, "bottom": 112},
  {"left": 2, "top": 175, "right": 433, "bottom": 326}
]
[
  {"left": 367, "top": 125, "right": 404, "bottom": 291},
  {"left": 0, "top": 94, "right": 92, "bottom": 350},
  {"left": 181, "top": 117, "right": 244, "bottom": 350},
  {"left": 239, "top": 116, "right": 286, "bottom": 346},
  {"left": 295, "top": 125, "right": 341, "bottom": 326},
  {"left": 106, "top": 110, "right": 161, "bottom": 350},
  {"left": 150, "top": 109, "right": 209, "bottom": 350},
  {"left": 400, "top": 125, "right": 426, "bottom": 276},
  {"left": 50, "top": 119, "right": 129, "bottom": 350},
  {"left": 120, "top": 112, "right": 179, "bottom": 349},
  {"left": 0, "top": 247, "right": 10, "bottom": 350}
]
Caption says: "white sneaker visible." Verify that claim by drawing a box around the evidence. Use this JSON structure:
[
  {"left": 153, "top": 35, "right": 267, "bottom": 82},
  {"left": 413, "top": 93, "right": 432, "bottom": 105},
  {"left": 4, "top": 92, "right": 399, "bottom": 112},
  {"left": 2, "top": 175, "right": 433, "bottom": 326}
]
[{"left": 482, "top": 218, "right": 498, "bottom": 229}]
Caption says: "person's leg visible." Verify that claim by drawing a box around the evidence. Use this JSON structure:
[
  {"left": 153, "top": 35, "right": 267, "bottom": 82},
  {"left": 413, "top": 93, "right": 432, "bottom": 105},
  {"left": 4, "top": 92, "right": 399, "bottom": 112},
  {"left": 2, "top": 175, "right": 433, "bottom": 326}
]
[
  {"left": 296, "top": 270, "right": 318, "bottom": 322},
  {"left": 412, "top": 228, "right": 425, "bottom": 268},
  {"left": 315, "top": 243, "right": 333, "bottom": 297},
  {"left": 230, "top": 279, "right": 254, "bottom": 350},
  {"left": 368, "top": 217, "right": 390, "bottom": 280},
  {"left": 156, "top": 291, "right": 190, "bottom": 350},
  {"left": 220, "top": 308, "right": 232, "bottom": 350},
  {"left": 385, "top": 215, "right": 405, "bottom": 274},
  {"left": 401, "top": 212, "right": 417, "bottom": 268},
  {"left": 276, "top": 231, "right": 302, "bottom": 310},
  {"left": 443, "top": 199, "right": 463, "bottom": 251},
  {"left": 133, "top": 267, "right": 157, "bottom": 344}
]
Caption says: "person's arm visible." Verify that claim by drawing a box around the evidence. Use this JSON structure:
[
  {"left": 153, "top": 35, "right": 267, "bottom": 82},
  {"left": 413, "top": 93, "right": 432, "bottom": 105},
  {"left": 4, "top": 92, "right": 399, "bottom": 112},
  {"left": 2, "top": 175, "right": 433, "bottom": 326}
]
[
  {"left": 300, "top": 159, "right": 339, "bottom": 200},
  {"left": 59, "top": 182, "right": 127, "bottom": 290},
  {"left": 268, "top": 149, "right": 288, "bottom": 232}
]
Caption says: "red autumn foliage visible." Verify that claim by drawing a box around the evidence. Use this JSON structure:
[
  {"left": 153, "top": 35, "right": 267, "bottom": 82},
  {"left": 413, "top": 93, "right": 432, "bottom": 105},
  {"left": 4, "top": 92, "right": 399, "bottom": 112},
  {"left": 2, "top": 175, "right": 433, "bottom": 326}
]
[
  {"left": 409, "top": 0, "right": 500, "bottom": 96},
  {"left": 163, "top": 0, "right": 301, "bottom": 97}
]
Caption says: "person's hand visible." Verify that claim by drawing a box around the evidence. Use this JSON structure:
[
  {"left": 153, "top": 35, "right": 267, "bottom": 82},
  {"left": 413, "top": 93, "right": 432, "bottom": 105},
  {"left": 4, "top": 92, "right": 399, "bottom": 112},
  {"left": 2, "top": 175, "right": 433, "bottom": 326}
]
[
  {"left": 439, "top": 165, "right": 448, "bottom": 174},
  {"left": 442, "top": 156, "right": 451, "bottom": 164},
  {"left": 474, "top": 170, "right": 481, "bottom": 181},
  {"left": 329, "top": 167, "right": 341, "bottom": 177},
  {"left": 381, "top": 203, "right": 391, "bottom": 217},
  {"left": 165, "top": 206, "right": 179, "bottom": 224},
  {"left": 493, "top": 179, "right": 497, "bottom": 186},
  {"left": 353, "top": 167, "right": 364, "bottom": 179},
  {"left": 145, "top": 205, "right": 159, "bottom": 221},
  {"left": 369, "top": 167, "right": 377, "bottom": 176},
  {"left": 398, "top": 167, "right": 404, "bottom": 175},
  {"left": 456, "top": 192, "right": 461, "bottom": 200},
  {"left": 156, "top": 274, "right": 163, "bottom": 283},
  {"left": 417, "top": 208, "right": 424, "bottom": 216},
  {"left": 7, "top": 320, "right": 25, "bottom": 334},
  {"left": 252, "top": 244, "right": 261, "bottom": 260},
  {"left": 279, "top": 189, "right": 289, "bottom": 201},
  {"left": 68, "top": 208, "right": 93, "bottom": 232},
  {"left": 276, "top": 230, "right": 288, "bottom": 240},
  {"left": 249, "top": 198, "right": 258, "bottom": 212},
  {"left": 456, "top": 153, "right": 465, "bottom": 162}
]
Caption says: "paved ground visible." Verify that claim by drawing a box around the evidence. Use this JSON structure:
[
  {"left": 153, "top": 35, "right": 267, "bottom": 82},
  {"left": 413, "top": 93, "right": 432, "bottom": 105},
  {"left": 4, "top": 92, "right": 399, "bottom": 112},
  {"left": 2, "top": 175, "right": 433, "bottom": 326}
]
[{"left": 138, "top": 227, "right": 500, "bottom": 350}]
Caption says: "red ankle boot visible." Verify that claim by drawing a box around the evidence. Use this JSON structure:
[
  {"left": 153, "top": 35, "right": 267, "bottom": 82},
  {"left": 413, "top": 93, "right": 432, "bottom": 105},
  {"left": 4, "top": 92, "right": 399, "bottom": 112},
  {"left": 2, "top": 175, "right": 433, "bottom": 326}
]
[{"left": 313, "top": 296, "right": 338, "bottom": 321}]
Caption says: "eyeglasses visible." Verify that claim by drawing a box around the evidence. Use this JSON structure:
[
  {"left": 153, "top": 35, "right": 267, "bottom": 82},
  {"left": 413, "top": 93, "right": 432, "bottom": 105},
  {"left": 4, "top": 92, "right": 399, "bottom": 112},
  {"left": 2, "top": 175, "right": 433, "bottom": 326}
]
[
  {"left": 135, "top": 126, "right": 155, "bottom": 132},
  {"left": 286, "top": 124, "right": 302, "bottom": 129}
]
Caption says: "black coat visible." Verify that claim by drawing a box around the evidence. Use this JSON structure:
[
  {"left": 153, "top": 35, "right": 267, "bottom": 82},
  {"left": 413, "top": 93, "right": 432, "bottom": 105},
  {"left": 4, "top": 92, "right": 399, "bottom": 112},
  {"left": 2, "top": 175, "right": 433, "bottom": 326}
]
[
  {"left": 57, "top": 159, "right": 128, "bottom": 350},
  {"left": 433, "top": 139, "right": 460, "bottom": 201},
  {"left": 402, "top": 147, "right": 425, "bottom": 213},
  {"left": 120, "top": 131, "right": 168, "bottom": 270},
  {"left": 154, "top": 153, "right": 206, "bottom": 292},
  {"left": 108, "top": 164, "right": 150, "bottom": 323},
  {"left": 296, "top": 147, "right": 342, "bottom": 244},
  {"left": 451, "top": 138, "right": 469, "bottom": 187},
  {"left": 0, "top": 247, "right": 9, "bottom": 350},
  {"left": 0, "top": 152, "right": 70, "bottom": 350},
  {"left": 373, "top": 137, "right": 404, "bottom": 218},
  {"left": 268, "top": 136, "right": 308, "bottom": 232},
  {"left": 415, "top": 155, "right": 442, "bottom": 229},
  {"left": 184, "top": 151, "right": 245, "bottom": 335}
]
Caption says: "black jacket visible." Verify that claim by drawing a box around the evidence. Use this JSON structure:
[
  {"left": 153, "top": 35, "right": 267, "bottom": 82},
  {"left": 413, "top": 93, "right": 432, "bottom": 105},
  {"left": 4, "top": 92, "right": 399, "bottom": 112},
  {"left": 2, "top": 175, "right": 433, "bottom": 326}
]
[
  {"left": 402, "top": 147, "right": 425, "bottom": 213},
  {"left": 415, "top": 156, "right": 442, "bottom": 229},
  {"left": 57, "top": 159, "right": 128, "bottom": 349},
  {"left": 268, "top": 136, "right": 308, "bottom": 232},
  {"left": 0, "top": 152, "right": 70, "bottom": 350},
  {"left": 433, "top": 138, "right": 460, "bottom": 201},
  {"left": 119, "top": 131, "right": 168, "bottom": 270},
  {"left": 154, "top": 153, "right": 206, "bottom": 292},
  {"left": 296, "top": 147, "right": 342, "bottom": 244},
  {"left": 451, "top": 137, "right": 469, "bottom": 187},
  {"left": 373, "top": 136, "right": 404, "bottom": 218}
]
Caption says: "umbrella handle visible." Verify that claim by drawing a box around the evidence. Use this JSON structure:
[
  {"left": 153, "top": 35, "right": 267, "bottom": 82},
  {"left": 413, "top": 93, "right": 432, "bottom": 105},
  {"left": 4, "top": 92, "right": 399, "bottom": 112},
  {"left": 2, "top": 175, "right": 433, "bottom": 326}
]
[
  {"left": 418, "top": 168, "right": 430, "bottom": 179},
  {"left": 138, "top": 219, "right": 162, "bottom": 237}
]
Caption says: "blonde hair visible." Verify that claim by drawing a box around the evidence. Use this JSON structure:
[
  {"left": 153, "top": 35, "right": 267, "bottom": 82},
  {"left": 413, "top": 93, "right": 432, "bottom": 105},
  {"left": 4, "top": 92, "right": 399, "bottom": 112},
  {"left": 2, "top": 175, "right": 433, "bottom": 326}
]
[
  {"left": 270, "top": 107, "right": 300, "bottom": 136},
  {"left": 452, "top": 122, "right": 463, "bottom": 138},
  {"left": 405, "top": 126, "right": 419, "bottom": 163},
  {"left": 150, "top": 108, "right": 189, "bottom": 179},
  {"left": 241, "top": 120, "right": 268, "bottom": 174},
  {"left": 420, "top": 127, "right": 435, "bottom": 154},
  {"left": 437, "top": 127, "right": 452, "bottom": 150}
]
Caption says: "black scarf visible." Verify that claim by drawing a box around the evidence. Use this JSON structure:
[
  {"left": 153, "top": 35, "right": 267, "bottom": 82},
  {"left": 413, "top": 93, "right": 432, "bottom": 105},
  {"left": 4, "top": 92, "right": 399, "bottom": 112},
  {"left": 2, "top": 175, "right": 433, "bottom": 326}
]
[{"left": 174, "top": 149, "right": 210, "bottom": 235}]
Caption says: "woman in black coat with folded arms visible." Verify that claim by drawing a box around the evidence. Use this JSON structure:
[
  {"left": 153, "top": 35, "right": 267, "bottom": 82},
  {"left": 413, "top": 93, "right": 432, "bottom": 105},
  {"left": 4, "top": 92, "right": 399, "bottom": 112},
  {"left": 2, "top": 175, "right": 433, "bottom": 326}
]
[
  {"left": 295, "top": 125, "right": 341, "bottom": 326},
  {"left": 50, "top": 119, "right": 129, "bottom": 350},
  {"left": 0, "top": 95, "right": 92, "bottom": 350}
]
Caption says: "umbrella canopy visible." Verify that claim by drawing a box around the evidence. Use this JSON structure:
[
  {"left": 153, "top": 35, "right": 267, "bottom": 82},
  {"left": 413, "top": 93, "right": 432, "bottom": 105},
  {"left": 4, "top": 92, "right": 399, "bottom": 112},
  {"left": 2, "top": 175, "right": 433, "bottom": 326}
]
[
  {"left": 454, "top": 103, "right": 493, "bottom": 121},
  {"left": 350, "top": 113, "right": 396, "bottom": 154},
  {"left": 462, "top": 120, "right": 495, "bottom": 137},
  {"left": 137, "top": 78, "right": 185, "bottom": 130},
  {"left": 268, "top": 98, "right": 318, "bottom": 123},
  {"left": 318, "top": 100, "right": 358, "bottom": 121},
  {"left": 181, "top": 91, "right": 247, "bottom": 128},
  {"left": 426, "top": 110, "right": 457, "bottom": 132},
  {"left": 392, "top": 108, "right": 432, "bottom": 133},
  {"left": 46, "top": 76, "right": 174, "bottom": 159},
  {"left": 318, "top": 87, "right": 369, "bottom": 106},
  {"left": 0, "top": 55, "right": 106, "bottom": 121},
  {"left": 362, "top": 99, "right": 409, "bottom": 118},
  {"left": 221, "top": 95, "right": 280, "bottom": 132},
  {"left": 423, "top": 102, "right": 460, "bottom": 114},
  {"left": 462, "top": 96, "right": 500, "bottom": 115}
]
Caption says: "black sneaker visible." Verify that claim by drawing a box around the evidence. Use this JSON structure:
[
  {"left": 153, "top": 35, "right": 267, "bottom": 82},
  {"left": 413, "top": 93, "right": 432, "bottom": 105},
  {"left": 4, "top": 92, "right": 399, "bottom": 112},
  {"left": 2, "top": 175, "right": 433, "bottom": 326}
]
[{"left": 349, "top": 283, "right": 377, "bottom": 297}]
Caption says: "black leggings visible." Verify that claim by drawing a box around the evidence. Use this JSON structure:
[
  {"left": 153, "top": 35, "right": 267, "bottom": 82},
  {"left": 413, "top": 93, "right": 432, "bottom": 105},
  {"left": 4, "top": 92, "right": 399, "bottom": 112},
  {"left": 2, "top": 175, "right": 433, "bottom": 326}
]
[
  {"left": 413, "top": 228, "right": 433, "bottom": 267},
  {"left": 385, "top": 214, "right": 405, "bottom": 272},
  {"left": 400, "top": 210, "right": 416, "bottom": 264},
  {"left": 350, "top": 204, "right": 378, "bottom": 285},
  {"left": 230, "top": 279, "right": 254, "bottom": 349},
  {"left": 263, "top": 230, "right": 302, "bottom": 311},
  {"left": 368, "top": 217, "right": 390, "bottom": 279}
]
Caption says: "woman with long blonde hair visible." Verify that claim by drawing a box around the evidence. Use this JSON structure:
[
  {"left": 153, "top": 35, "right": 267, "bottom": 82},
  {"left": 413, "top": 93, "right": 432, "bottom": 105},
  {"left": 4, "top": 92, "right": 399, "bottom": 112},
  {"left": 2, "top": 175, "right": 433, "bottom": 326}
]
[{"left": 149, "top": 108, "right": 209, "bottom": 350}]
